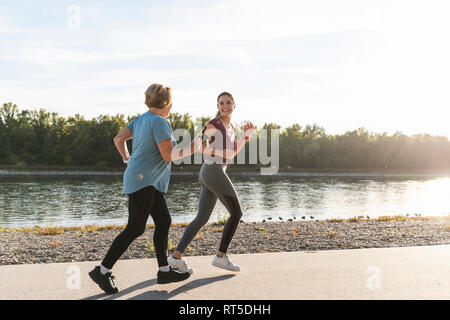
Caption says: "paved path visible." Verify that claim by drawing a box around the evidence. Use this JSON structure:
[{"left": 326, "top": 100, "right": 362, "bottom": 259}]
[{"left": 0, "top": 245, "right": 449, "bottom": 300}]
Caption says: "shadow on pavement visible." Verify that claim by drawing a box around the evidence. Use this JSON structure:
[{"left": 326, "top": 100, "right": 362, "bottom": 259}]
[
  {"left": 81, "top": 278, "right": 157, "bottom": 300},
  {"left": 82, "top": 274, "right": 235, "bottom": 300},
  {"left": 128, "top": 274, "right": 235, "bottom": 300}
]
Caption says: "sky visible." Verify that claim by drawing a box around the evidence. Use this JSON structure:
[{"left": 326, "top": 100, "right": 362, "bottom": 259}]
[{"left": 1, "top": 0, "right": 450, "bottom": 138}]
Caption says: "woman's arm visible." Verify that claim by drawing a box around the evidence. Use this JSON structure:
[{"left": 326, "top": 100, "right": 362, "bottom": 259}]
[
  {"left": 113, "top": 127, "right": 132, "bottom": 164},
  {"left": 157, "top": 139, "right": 198, "bottom": 162},
  {"left": 201, "top": 124, "right": 235, "bottom": 159},
  {"left": 234, "top": 137, "right": 247, "bottom": 155},
  {"left": 201, "top": 122, "right": 255, "bottom": 160},
  {"left": 234, "top": 122, "right": 255, "bottom": 156}
]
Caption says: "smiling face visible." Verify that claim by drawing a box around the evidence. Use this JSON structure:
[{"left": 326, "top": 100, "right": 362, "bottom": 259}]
[{"left": 217, "top": 94, "right": 235, "bottom": 117}]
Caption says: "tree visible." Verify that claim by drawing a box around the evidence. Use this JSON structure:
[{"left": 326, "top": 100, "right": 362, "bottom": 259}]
[{"left": 1, "top": 102, "right": 450, "bottom": 170}]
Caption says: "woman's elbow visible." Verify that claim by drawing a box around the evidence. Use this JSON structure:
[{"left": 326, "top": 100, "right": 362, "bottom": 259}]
[
  {"left": 157, "top": 140, "right": 175, "bottom": 162},
  {"left": 160, "top": 150, "right": 172, "bottom": 162},
  {"left": 113, "top": 135, "right": 123, "bottom": 145},
  {"left": 162, "top": 154, "right": 172, "bottom": 162}
]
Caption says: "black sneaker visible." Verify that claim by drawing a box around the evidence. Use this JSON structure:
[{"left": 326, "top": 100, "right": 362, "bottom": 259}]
[
  {"left": 157, "top": 267, "right": 191, "bottom": 284},
  {"left": 88, "top": 266, "right": 119, "bottom": 294}
]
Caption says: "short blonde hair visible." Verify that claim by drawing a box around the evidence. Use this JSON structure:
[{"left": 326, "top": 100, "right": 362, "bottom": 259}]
[{"left": 144, "top": 83, "right": 172, "bottom": 109}]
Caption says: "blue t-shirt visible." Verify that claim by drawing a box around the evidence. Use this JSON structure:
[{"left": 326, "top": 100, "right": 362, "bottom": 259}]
[{"left": 122, "top": 111, "right": 176, "bottom": 194}]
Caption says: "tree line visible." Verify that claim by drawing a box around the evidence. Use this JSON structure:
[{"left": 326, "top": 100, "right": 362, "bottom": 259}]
[{"left": 1, "top": 102, "right": 449, "bottom": 170}]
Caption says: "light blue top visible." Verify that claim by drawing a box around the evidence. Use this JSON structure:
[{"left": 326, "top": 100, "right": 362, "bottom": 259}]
[{"left": 122, "top": 111, "right": 176, "bottom": 195}]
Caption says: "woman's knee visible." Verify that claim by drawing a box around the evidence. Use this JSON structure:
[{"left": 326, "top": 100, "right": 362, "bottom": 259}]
[
  {"left": 235, "top": 208, "right": 243, "bottom": 220},
  {"left": 123, "top": 224, "right": 146, "bottom": 239},
  {"left": 191, "top": 214, "right": 209, "bottom": 228},
  {"left": 155, "top": 214, "right": 171, "bottom": 231},
  {"left": 165, "top": 215, "right": 172, "bottom": 228},
  {"left": 222, "top": 194, "right": 243, "bottom": 219},
  {"left": 230, "top": 209, "right": 243, "bottom": 223}
]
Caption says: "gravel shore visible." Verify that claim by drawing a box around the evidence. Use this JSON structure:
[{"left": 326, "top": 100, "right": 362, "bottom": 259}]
[{"left": 0, "top": 218, "right": 449, "bottom": 266}]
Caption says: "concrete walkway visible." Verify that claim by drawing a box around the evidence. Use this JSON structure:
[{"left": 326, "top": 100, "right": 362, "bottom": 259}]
[{"left": 0, "top": 245, "right": 449, "bottom": 300}]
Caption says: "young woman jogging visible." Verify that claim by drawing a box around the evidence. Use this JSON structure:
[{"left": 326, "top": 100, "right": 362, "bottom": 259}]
[
  {"left": 89, "top": 84, "right": 198, "bottom": 294},
  {"left": 169, "top": 91, "right": 254, "bottom": 273}
]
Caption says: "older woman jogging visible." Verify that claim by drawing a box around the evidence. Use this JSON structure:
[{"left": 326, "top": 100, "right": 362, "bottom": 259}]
[{"left": 88, "top": 84, "right": 197, "bottom": 294}]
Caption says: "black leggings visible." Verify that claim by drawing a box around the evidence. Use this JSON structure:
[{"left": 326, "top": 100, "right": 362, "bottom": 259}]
[{"left": 101, "top": 185, "right": 171, "bottom": 269}]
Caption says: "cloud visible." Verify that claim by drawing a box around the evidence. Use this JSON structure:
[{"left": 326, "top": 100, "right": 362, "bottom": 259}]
[
  {"left": 0, "top": 14, "right": 30, "bottom": 34},
  {"left": 1, "top": 0, "right": 449, "bottom": 137}
]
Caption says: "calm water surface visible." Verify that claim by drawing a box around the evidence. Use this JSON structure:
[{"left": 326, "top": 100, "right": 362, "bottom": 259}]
[{"left": 0, "top": 173, "right": 449, "bottom": 228}]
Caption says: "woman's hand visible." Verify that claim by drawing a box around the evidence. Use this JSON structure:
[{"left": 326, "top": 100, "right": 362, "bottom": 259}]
[
  {"left": 114, "top": 127, "right": 132, "bottom": 165},
  {"left": 224, "top": 148, "right": 237, "bottom": 161},
  {"left": 243, "top": 122, "right": 255, "bottom": 140},
  {"left": 191, "top": 135, "right": 203, "bottom": 154}
]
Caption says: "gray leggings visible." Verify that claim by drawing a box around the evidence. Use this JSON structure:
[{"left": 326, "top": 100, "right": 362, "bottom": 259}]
[{"left": 176, "top": 163, "right": 243, "bottom": 254}]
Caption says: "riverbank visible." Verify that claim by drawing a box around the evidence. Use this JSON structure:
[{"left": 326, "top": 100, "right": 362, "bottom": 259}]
[
  {"left": 1, "top": 165, "right": 449, "bottom": 178},
  {"left": 1, "top": 216, "right": 448, "bottom": 266}
]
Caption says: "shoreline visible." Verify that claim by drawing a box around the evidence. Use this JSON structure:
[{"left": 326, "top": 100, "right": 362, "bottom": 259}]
[
  {"left": 1, "top": 216, "right": 448, "bottom": 266},
  {"left": 1, "top": 166, "right": 449, "bottom": 178},
  {"left": 1, "top": 214, "right": 448, "bottom": 231}
]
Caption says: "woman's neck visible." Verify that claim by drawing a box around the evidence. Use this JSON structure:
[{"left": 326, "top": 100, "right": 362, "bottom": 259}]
[
  {"left": 219, "top": 115, "right": 231, "bottom": 127},
  {"left": 149, "top": 107, "right": 166, "bottom": 118}
]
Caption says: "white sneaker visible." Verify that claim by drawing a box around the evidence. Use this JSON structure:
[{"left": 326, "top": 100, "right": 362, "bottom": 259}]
[
  {"left": 212, "top": 255, "right": 240, "bottom": 272},
  {"left": 168, "top": 255, "right": 193, "bottom": 274}
]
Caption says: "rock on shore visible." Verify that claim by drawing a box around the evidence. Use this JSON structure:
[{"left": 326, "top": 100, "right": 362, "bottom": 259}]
[{"left": 0, "top": 219, "right": 449, "bottom": 266}]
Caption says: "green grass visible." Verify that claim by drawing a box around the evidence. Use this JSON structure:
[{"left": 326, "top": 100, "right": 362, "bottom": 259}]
[
  {"left": 326, "top": 218, "right": 345, "bottom": 223},
  {"left": 146, "top": 238, "right": 191, "bottom": 252},
  {"left": 171, "top": 222, "right": 190, "bottom": 228},
  {"left": 375, "top": 215, "right": 408, "bottom": 221},
  {"left": 253, "top": 226, "right": 267, "bottom": 232},
  {"left": 253, "top": 225, "right": 270, "bottom": 237},
  {"left": 210, "top": 209, "right": 228, "bottom": 226},
  {"left": 1, "top": 214, "right": 449, "bottom": 234},
  {"left": 0, "top": 222, "right": 188, "bottom": 234},
  {"left": 36, "top": 222, "right": 64, "bottom": 235},
  {"left": 325, "top": 214, "right": 450, "bottom": 223}
]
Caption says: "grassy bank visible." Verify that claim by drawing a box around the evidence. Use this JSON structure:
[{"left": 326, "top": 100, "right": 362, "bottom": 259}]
[
  {"left": 1, "top": 214, "right": 448, "bottom": 235},
  {"left": 1, "top": 214, "right": 449, "bottom": 266}
]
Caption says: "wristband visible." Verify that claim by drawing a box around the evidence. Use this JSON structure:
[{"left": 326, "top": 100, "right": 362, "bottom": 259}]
[
  {"left": 245, "top": 136, "right": 250, "bottom": 141},
  {"left": 123, "top": 158, "right": 130, "bottom": 164}
]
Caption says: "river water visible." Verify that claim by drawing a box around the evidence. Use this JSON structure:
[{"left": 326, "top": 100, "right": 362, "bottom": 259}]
[{"left": 0, "top": 171, "right": 449, "bottom": 228}]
